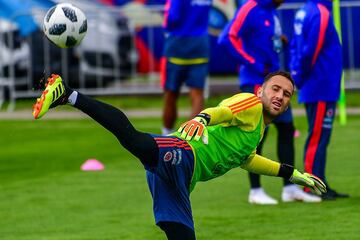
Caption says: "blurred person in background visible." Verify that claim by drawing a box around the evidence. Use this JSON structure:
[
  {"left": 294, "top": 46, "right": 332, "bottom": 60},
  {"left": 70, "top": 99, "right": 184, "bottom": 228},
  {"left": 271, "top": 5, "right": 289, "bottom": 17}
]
[
  {"left": 161, "top": 0, "right": 212, "bottom": 135},
  {"left": 290, "top": 0, "right": 349, "bottom": 200},
  {"left": 218, "top": 0, "right": 320, "bottom": 204},
  {"left": 33, "top": 72, "right": 326, "bottom": 240}
]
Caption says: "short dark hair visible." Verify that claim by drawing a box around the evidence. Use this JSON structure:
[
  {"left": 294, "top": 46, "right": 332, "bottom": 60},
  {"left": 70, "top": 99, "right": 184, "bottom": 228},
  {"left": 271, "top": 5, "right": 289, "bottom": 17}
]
[{"left": 264, "top": 71, "right": 294, "bottom": 89}]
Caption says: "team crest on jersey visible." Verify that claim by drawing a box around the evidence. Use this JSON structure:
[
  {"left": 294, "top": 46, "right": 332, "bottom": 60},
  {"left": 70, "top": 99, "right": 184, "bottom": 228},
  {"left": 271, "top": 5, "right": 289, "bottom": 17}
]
[{"left": 164, "top": 151, "right": 173, "bottom": 162}]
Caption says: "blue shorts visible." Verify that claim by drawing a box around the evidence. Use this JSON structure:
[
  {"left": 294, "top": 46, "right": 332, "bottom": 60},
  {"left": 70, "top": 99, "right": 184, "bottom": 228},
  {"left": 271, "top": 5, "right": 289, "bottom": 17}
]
[
  {"left": 145, "top": 135, "right": 195, "bottom": 230},
  {"left": 240, "top": 84, "right": 293, "bottom": 123},
  {"left": 162, "top": 60, "right": 208, "bottom": 92}
]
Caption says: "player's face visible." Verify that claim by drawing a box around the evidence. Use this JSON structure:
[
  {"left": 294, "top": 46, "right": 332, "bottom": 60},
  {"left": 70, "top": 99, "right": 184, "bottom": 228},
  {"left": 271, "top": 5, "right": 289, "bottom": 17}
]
[{"left": 257, "top": 75, "right": 293, "bottom": 118}]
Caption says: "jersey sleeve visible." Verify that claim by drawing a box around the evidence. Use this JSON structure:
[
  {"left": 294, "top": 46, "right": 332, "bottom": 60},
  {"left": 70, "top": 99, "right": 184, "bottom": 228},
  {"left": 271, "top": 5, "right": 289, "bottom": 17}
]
[
  {"left": 218, "top": 93, "right": 263, "bottom": 131},
  {"left": 241, "top": 153, "right": 281, "bottom": 177},
  {"left": 217, "top": 1, "right": 265, "bottom": 75},
  {"left": 163, "top": 0, "right": 184, "bottom": 32},
  {"left": 200, "top": 106, "right": 233, "bottom": 125},
  {"left": 199, "top": 93, "right": 263, "bottom": 131}
]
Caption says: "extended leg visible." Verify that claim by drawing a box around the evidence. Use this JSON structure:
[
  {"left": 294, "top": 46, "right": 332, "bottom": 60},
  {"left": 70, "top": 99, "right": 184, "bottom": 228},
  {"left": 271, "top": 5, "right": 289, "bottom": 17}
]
[
  {"left": 189, "top": 87, "right": 204, "bottom": 118},
  {"left": 74, "top": 92, "right": 159, "bottom": 167},
  {"left": 33, "top": 75, "right": 159, "bottom": 167},
  {"left": 247, "top": 128, "right": 278, "bottom": 204},
  {"left": 163, "top": 90, "right": 179, "bottom": 134},
  {"left": 274, "top": 122, "right": 295, "bottom": 186}
]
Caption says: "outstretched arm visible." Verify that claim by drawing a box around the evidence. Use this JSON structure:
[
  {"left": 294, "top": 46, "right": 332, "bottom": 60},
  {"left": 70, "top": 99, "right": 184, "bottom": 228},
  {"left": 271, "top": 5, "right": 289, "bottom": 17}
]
[
  {"left": 178, "top": 93, "right": 261, "bottom": 142},
  {"left": 241, "top": 154, "right": 326, "bottom": 195},
  {"left": 177, "top": 106, "right": 233, "bottom": 142},
  {"left": 200, "top": 106, "right": 233, "bottom": 125}
]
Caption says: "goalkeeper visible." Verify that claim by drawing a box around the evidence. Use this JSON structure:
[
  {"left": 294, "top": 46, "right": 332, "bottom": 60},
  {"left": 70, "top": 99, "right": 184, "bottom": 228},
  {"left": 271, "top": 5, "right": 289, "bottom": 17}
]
[{"left": 33, "top": 71, "right": 326, "bottom": 240}]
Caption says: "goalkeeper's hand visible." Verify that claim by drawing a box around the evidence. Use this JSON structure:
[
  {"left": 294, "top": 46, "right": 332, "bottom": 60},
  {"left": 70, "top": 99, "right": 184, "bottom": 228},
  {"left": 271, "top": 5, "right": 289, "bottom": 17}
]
[
  {"left": 177, "top": 115, "right": 209, "bottom": 144},
  {"left": 289, "top": 170, "right": 327, "bottom": 195}
]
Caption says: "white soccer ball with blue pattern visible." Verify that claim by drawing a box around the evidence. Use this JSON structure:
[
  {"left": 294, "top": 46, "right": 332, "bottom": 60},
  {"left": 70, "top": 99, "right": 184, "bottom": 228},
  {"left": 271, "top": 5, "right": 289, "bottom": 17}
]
[{"left": 43, "top": 3, "right": 87, "bottom": 48}]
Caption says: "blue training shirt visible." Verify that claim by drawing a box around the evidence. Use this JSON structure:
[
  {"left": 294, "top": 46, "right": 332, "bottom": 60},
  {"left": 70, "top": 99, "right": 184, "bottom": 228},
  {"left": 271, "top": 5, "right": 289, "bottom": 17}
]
[
  {"left": 163, "top": 0, "right": 212, "bottom": 59},
  {"left": 163, "top": 0, "right": 212, "bottom": 36},
  {"left": 218, "top": 0, "right": 282, "bottom": 86},
  {"left": 289, "top": 0, "right": 342, "bottom": 103}
]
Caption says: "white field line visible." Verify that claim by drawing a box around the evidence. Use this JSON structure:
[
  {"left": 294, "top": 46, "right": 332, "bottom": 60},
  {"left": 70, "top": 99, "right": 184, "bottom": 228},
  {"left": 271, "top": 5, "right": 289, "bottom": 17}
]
[{"left": 1, "top": 108, "right": 360, "bottom": 120}]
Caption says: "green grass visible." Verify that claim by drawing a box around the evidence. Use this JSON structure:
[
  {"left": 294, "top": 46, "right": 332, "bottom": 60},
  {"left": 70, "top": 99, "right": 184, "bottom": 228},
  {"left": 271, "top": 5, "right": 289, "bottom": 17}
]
[{"left": 0, "top": 116, "right": 360, "bottom": 239}]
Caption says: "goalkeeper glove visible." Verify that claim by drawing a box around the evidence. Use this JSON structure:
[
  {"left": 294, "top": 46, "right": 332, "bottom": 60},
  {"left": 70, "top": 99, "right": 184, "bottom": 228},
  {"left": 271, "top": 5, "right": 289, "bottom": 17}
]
[
  {"left": 289, "top": 169, "right": 327, "bottom": 195},
  {"left": 177, "top": 113, "right": 210, "bottom": 144}
]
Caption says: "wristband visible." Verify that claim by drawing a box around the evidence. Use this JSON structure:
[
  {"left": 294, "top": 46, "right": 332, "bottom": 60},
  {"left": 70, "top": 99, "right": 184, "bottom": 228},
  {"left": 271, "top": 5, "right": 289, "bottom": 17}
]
[
  {"left": 196, "top": 113, "right": 211, "bottom": 125},
  {"left": 278, "top": 164, "right": 294, "bottom": 180}
]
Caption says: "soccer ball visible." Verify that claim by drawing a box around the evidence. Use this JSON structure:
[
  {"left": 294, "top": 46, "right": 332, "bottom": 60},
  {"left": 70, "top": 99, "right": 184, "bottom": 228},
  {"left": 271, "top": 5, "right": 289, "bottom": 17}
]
[{"left": 43, "top": 3, "right": 87, "bottom": 48}]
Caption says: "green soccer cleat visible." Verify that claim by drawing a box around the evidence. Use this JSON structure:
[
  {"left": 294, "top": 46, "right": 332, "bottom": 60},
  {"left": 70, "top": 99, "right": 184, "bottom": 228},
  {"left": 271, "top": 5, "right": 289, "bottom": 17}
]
[{"left": 33, "top": 74, "right": 67, "bottom": 119}]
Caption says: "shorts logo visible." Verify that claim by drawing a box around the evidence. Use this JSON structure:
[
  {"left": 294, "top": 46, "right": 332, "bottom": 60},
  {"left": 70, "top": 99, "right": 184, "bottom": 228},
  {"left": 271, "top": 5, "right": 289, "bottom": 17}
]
[
  {"left": 171, "top": 149, "right": 182, "bottom": 165},
  {"left": 323, "top": 108, "right": 335, "bottom": 129},
  {"left": 326, "top": 109, "right": 334, "bottom": 118},
  {"left": 164, "top": 151, "right": 173, "bottom": 162},
  {"left": 264, "top": 20, "right": 270, "bottom": 27}
]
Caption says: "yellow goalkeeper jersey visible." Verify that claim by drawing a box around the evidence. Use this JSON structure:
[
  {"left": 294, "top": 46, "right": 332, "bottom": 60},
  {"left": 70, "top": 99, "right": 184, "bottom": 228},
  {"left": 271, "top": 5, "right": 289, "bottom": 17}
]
[{"left": 174, "top": 93, "right": 266, "bottom": 192}]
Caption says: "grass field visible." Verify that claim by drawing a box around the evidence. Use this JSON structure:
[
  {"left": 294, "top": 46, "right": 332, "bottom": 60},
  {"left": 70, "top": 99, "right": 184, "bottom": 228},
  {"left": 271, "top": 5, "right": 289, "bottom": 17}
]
[{"left": 1, "top": 114, "right": 360, "bottom": 239}]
